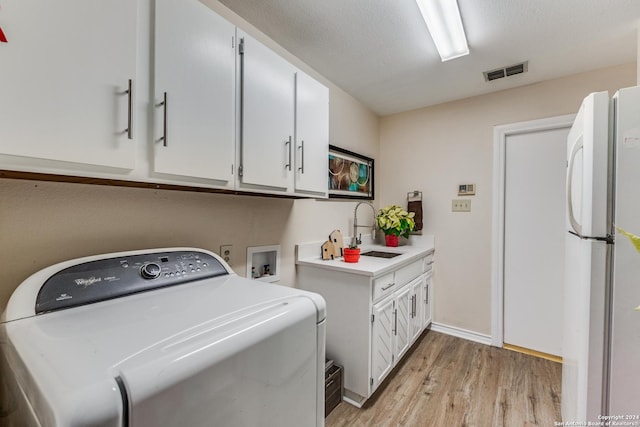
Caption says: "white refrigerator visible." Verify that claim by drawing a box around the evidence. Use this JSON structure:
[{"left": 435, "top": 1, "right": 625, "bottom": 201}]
[{"left": 563, "top": 86, "right": 640, "bottom": 422}]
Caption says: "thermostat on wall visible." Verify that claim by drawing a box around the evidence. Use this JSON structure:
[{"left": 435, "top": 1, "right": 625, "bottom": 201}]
[{"left": 458, "top": 184, "right": 476, "bottom": 196}]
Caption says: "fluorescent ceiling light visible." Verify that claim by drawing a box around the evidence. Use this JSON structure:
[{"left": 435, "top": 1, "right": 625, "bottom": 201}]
[{"left": 416, "top": 0, "right": 469, "bottom": 62}]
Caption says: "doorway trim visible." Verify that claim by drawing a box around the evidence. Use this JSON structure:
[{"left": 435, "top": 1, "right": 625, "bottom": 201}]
[{"left": 491, "top": 114, "right": 575, "bottom": 347}]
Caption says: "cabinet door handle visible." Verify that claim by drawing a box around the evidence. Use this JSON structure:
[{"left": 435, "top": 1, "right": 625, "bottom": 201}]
[
  {"left": 381, "top": 282, "right": 395, "bottom": 291},
  {"left": 412, "top": 295, "right": 416, "bottom": 317},
  {"left": 285, "top": 136, "right": 292, "bottom": 171},
  {"left": 125, "top": 79, "right": 133, "bottom": 140},
  {"left": 157, "top": 92, "right": 168, "bottom": 147},
  {"left": 393, "top": 309, "right": 397, "bottom": 335},
  {"left": 298, "top": 140, "right": 305, "bottom": 173},
  {"left": 425, "top": 285, "right": 429, "bottom": 304},
  {"left": 326, "top": 379, "right": 335, "bottom": 388}
]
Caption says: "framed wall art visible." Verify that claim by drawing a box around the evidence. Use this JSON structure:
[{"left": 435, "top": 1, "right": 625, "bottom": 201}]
[{"left": 328, "top": 145, "right": 374, "bottom": 200}]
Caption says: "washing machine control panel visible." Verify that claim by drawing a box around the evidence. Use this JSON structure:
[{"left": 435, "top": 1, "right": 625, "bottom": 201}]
[{"left": 35, "top": 251, "right": 228, "bottom": 314}]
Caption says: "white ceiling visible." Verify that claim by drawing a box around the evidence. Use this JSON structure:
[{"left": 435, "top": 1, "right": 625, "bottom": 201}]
[{"left": 217, "top": 0, "right": 640, "bottom": 116}]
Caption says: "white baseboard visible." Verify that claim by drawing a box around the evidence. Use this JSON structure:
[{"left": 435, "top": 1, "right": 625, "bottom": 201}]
[{"left": 430, "top": 322, "right": 493, "bottom": 346}]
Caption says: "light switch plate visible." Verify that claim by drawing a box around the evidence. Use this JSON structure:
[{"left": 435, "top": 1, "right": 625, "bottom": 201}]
[{"left": 452, "top": 199, "right": 471, "bottom": 212}]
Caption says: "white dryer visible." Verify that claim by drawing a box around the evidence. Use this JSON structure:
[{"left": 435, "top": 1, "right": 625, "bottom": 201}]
[{"left": 0, "top": 248, "right": 326, "bottom": 427}]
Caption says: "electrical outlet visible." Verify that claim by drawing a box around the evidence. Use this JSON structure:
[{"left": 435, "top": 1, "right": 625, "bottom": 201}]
[
  {"left": 220, "top": 245, "right": 233, "bottom": 265},
  {"left": 452, "top": 199, "right": 471, "bottom": 212}
]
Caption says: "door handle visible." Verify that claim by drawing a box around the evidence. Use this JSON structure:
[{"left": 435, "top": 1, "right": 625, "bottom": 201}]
[
  {"left": 125, "top": 79, "right": 133, "bottom": 140},
  {"left": 567, "top": 138, "right": 583, "bottom": 235},
  {"left": 381, "top": 283, "right": 395, "bottom": 291},
  {"left": 393, "top": 309, "right": 397, "bottom": 335},
  {"left": 157, "top": 92, "right": 168, "bottom": 147},
  {"left": 298, "top": 140, "right": 305, "bottom": 173},
  {"left": 285, "top": 136, "right": 292, "bottom": 171}
]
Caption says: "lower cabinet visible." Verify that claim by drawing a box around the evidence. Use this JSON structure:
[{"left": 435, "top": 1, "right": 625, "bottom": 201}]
[
  {"left": 297, "top": 250, "right": 435, "bottom": 407},
  {"left": 371, "top": 275, "right": 425, "bottom": 392}
]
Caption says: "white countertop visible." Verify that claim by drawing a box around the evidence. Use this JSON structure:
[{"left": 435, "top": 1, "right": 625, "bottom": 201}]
[{"left": 296, "top": 234, "right": 435, "bottom": 277}]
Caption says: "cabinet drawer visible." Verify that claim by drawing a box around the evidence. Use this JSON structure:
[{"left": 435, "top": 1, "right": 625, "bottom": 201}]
[
  {"left": 373, "top": 272, "right": 396, "bottom": 302},
  {"left": 424, "top": 254, "right": 434, "bottom": 273},
  {"left": 395, "top": 260, "right": 423, "bottom": 287}
]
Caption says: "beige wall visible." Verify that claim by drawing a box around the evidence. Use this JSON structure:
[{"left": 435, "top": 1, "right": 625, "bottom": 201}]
[
  {"left": 0, "top": 1, "right": 380, "bottom": 312},
  {"left": 378, "top": 63, "right": 636, "bottom": 336}
]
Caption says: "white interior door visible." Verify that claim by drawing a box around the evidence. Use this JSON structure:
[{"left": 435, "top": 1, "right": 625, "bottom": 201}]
[{"left": 503, "top": 126, "right": 569, "bottom": 357}]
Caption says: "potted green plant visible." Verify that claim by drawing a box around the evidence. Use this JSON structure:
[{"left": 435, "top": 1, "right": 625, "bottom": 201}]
[
  {"left": 343, "top": 242, "right": 361, "bottom": 263},
  {"left": 376, "top": 205, "right": 416, "bottom": 247}
]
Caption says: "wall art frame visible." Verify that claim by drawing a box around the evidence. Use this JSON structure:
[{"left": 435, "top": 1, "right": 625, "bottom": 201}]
[{"left": 328, "top": 145, "right": 374, "bottom": 200}]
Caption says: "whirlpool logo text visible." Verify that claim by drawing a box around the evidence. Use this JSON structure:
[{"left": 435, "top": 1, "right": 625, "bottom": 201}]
[{"left": 74, "top": 277, "right": 102, "bottom": 287}]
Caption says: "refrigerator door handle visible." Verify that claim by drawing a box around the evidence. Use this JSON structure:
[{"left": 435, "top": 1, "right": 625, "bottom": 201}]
[{"left": 567, "top": 138, "right": 584, "bottom": 236}]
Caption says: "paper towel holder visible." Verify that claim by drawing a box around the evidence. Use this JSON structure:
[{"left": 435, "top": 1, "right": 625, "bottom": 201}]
[{"left": 407, "top": 190, "right": 422, "bottom": 202}]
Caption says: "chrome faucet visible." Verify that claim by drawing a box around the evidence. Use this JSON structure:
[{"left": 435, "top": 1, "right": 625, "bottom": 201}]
[{"left": 352, "top": 201, "right": 377, "bottom": 246}]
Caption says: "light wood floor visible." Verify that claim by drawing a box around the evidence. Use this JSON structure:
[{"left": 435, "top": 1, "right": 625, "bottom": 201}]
[{"left": 326, "top": 331, "right": 562, "bottom": 427}]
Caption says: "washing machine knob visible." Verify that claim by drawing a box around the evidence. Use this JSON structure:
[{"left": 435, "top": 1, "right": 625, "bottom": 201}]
[{"left": 140, "top": 262, "right": 162, "bottom": 279}]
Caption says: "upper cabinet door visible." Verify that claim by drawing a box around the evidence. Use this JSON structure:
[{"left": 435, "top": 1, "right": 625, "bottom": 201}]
[
  {"left": 0, "top": 0, "right": 137, "bottom": 170},
  {"left": 154, "top": 0, "right": 235, "bottom": 184},
  {"left": 238, "top": 31, "right": 295, "bottom": 191},
  {"left": 295, "top": 71, "right": 329, "bottom": 197}
]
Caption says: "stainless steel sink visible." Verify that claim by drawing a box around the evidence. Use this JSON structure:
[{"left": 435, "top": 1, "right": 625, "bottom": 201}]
[{"left": 361, "top": 250, "right": 402, "bottom": 259}]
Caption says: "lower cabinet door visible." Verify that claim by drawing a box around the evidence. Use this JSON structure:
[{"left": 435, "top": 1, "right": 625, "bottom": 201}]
[
  {"left": 394, "top": 284, "right": 412, "bottom": 361},
  {"left": 422, "top": 272, "right": 433, "bottom": 328},
  {"left": 410, "top": 278, "right": 423, "bottom": 343},
  {"left": 371, "top": 296, "right": 394, "bottom": 391}
]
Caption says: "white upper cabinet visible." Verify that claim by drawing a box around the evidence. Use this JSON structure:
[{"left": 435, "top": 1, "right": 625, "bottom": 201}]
[
  {"left": 294, "top": 71, "right": 329, "bottom": 197},
  {"left": 238, "top": 31, "right": 295, "bottom": 192},
  {"left": 0, "top": 0, "right": 137, "bottom": 170},
  {"left": 0, "top": 3, "right": 328, "bottom": 198},
  {"left": 154, "top": 0, "right": 235, "bottom": 185}
]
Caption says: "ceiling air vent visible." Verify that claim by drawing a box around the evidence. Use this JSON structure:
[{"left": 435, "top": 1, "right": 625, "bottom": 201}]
[{"left": 483, "top": 61, "right": 528, "bottom": 82}]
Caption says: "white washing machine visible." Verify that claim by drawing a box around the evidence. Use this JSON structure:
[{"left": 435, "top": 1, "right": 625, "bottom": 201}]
[{"left": 0, "top": 248, "right": 326, "bottom": 427}]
